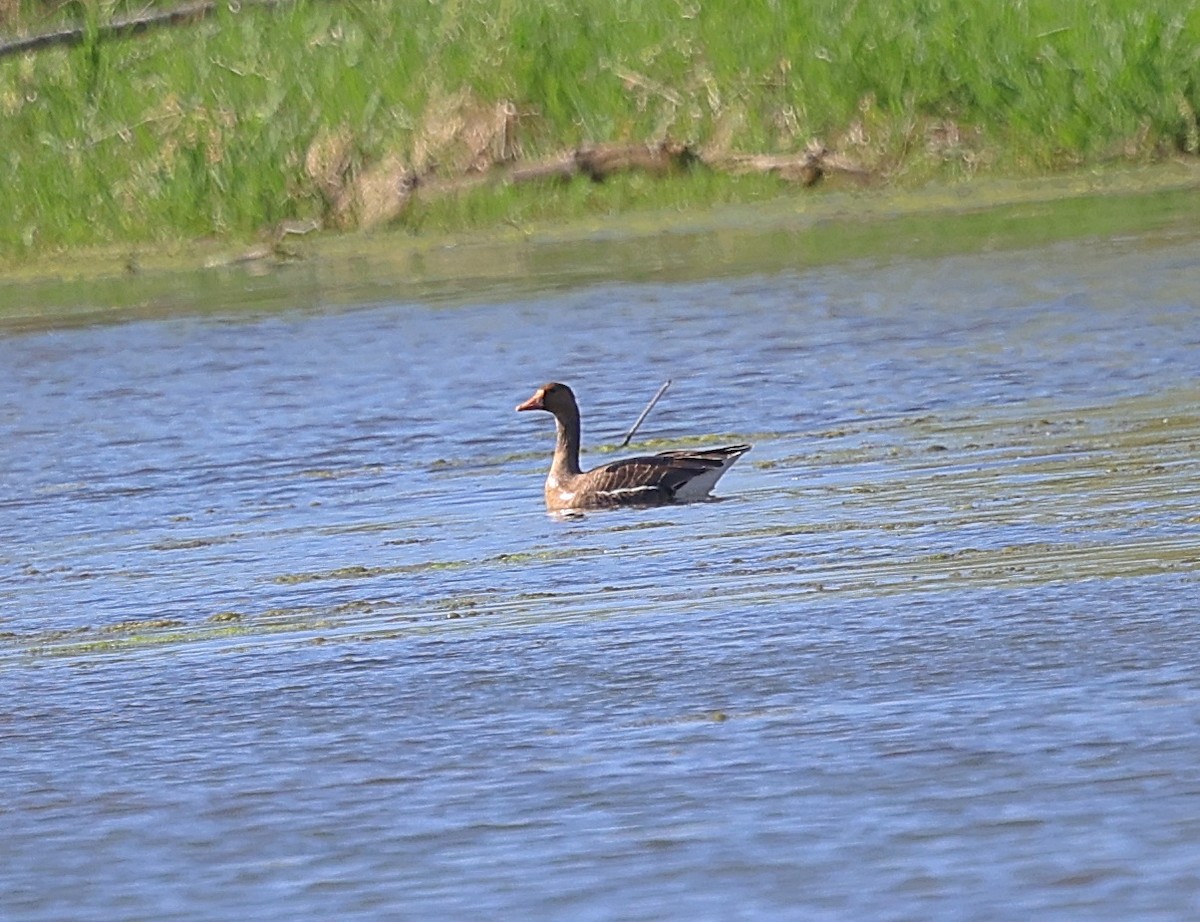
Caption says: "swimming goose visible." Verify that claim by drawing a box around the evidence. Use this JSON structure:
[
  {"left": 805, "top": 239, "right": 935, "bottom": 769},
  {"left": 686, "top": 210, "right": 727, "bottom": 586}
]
[{"left": 516, "top": 382, "right": 750, "bottom": 512}]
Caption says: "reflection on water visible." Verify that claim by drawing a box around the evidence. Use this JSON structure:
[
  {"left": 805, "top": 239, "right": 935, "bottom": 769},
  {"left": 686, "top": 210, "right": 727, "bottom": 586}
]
[{"left": 2, "top": 225, "right": 1199, "bottom": 919}]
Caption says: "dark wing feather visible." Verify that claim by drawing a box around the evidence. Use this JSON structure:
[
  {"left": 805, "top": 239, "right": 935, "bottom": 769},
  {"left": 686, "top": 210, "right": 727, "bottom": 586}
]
[{"left": 653, "top": 444, "right": 751, "bottom": 463}]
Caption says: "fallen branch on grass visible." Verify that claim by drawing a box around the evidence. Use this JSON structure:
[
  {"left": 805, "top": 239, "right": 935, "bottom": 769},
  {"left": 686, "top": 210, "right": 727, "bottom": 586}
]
[
  {"left": 314, "top": 139, "right": 872, "bottom": 233},
  {"left": 0, "top": 0, "right": 298, "bottom": 59}
]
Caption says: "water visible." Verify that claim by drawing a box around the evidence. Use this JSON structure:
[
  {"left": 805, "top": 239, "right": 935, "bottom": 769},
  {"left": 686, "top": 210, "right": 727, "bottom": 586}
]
[{"left": 2, "top": 218, "right": 1200, "bottom": 920}]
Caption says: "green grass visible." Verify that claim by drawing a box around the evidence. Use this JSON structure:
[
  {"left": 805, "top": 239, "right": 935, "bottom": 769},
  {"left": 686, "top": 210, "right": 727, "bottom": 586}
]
[{"left": 1, "top": 0, "right": 1198, "bottom": 254}]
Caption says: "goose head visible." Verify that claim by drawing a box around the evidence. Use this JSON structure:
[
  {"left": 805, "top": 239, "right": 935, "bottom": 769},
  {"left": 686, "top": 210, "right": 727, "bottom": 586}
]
[{"left": 516, "top": 382, "right": 579, "bottom": 420}]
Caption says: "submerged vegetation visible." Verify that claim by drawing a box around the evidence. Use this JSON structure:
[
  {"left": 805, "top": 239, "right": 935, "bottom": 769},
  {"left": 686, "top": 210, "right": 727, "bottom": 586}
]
[{"left": 1, "top": 0, "right": 1198, "bottom": 255}]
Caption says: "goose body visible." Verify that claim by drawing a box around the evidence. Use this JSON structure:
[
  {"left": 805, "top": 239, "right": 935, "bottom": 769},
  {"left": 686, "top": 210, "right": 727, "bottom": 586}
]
[{"left": 516, "top": 382, "right": 750, "bottom": 512}]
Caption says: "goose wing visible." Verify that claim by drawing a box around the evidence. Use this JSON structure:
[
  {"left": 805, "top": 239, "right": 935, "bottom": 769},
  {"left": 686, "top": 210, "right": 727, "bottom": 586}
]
[{"left": 579, "top": 444, "right": 751, "bottom": 505}]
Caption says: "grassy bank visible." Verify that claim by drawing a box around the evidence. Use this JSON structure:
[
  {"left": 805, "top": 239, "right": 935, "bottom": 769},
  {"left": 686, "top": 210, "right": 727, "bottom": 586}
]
[{"left": 2, "top": 0, "right": 1198, "bottom": 256}]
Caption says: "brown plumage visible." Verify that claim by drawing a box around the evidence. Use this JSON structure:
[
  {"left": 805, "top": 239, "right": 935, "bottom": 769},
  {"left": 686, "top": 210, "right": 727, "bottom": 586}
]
[{"left": 516, "top": 382, "right": 750, "bottom": 512}]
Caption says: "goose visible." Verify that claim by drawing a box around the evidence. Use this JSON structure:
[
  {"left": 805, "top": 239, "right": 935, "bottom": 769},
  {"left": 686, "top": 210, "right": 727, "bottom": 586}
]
[{"left": 516, "top": 382, "right": 750, "bottom": 512}]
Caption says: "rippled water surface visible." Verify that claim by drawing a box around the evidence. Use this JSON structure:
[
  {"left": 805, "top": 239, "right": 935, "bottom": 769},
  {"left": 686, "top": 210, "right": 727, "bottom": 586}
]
[{"left": 3, "top": 215, "right": 1200, "bottom": 919}]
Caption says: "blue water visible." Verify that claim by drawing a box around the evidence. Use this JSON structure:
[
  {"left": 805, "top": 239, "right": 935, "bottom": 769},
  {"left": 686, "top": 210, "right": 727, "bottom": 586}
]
[{"left": 2, "top": 227, "right": 1200, "bottom": 920}]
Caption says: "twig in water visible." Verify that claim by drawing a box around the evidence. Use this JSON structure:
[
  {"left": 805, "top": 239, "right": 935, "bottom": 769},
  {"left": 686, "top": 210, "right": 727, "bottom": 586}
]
[{"left": 620, "top": 380, "right": 671, "bottom": 447}]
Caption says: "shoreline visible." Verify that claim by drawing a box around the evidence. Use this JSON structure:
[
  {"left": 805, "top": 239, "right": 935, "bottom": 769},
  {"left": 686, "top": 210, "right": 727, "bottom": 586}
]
[
  {"left": 4, "top": 0, "right": 1198, "bottom": 264},
  {"left": 3, "top": 161, "right": 1199, "bottom": 331}
]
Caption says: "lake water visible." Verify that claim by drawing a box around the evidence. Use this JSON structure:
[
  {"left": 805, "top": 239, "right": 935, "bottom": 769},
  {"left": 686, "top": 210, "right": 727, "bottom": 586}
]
[{"left": 2, "top": 199, "right": 1200, "bottom": 919}]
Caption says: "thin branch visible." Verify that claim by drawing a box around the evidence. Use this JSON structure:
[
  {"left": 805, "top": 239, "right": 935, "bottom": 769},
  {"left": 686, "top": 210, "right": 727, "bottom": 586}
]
[
  {"left": 0, "top": 0, "right": 298, "bottom": 60},
  {"left": 620, "top": 380, "right": 671, "bottom": 447}
]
